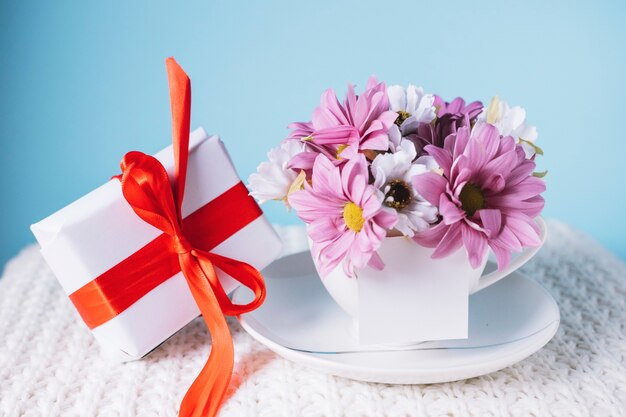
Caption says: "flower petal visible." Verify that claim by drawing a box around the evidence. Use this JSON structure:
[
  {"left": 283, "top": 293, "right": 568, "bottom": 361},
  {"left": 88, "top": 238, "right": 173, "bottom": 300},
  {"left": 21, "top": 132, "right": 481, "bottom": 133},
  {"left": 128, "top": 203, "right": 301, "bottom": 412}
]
[
  {"left": 318, "top": 231, "right": 355, "bottom": 277},
  {"left": 502, "top": 177, "right": 546, "bottom": 201},
  {"left": 439, "top": 194, "right": 466, "bottom": 225},
  {"left": 367, "top": 251, "right": 385, "bottom": 270},
  {"left": 387, "top": 85, "right": 406, "bottom": 112},
  {"left": 423, "top": 144, "right": 453, "bottom": 176},
  {"left": 312, "top": 125, "right": 359, "bottom": 145},
  {"left": 413, "top": 222, "right": 449, "bottom": 248},
  {"left": 479, "top": 208, "right": 502, "bottom": 238},
  {"left": 341, "top": 154, "right": 368, "bottom": 198},
  {"left": 432, "top": 222, "right": 463, "bottom": 259},
  {"left": 488, "top": 241, "right": 512, "bottom": 271},
  {"left": 461, "top": 225, "right": 488, "bottom": 268},
  {"left": 287, "top": 151, "right": 318, "bottom": 171},
  {"left": 505, "top": 215, "right": 542, "bottom": 247},
  {"left": 307, "top": 217, "right": 341, "bottom": 243},
  {"left": 412, "top": 172, "right": 447, "bottom": 206}
]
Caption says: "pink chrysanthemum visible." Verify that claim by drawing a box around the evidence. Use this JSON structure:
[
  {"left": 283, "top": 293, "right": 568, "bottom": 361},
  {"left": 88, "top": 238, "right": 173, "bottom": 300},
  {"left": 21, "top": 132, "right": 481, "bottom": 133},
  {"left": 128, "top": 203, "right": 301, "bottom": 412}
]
[
  {"left": 287, "top": 77, "right": 398, "bottom": 171},
  {"left": 288, "top": 154, "right": 398, "bottom": 277},
  {"left": 412, "top": 123, "right": 545, "bottom": 270},
  {"left": 433, "top": 96, "right": 483, "bottom": 119},
  {"left": 409, "top": 96, "right": 483, "bottom": 157}
]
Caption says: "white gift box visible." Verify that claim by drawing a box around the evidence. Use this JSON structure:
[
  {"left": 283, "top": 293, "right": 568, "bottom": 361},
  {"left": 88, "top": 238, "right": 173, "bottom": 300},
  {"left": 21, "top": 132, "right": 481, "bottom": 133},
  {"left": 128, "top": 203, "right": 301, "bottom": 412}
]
[{"left": 31, "top": 127, "right": 283, "bottom": 362}]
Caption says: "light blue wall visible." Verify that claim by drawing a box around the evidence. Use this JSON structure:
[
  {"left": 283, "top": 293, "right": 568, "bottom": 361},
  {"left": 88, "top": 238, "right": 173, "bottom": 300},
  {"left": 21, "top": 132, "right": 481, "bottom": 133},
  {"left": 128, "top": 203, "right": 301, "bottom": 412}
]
[{"left": 2, "top": 0, "right": 625, "bottom": 268}]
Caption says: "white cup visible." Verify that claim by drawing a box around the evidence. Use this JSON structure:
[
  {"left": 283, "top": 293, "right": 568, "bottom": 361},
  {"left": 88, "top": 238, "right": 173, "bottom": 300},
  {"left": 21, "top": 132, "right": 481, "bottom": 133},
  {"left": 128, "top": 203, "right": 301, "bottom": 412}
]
[{"left": 312, "top": 217, "right": 547, "bottom": 321}]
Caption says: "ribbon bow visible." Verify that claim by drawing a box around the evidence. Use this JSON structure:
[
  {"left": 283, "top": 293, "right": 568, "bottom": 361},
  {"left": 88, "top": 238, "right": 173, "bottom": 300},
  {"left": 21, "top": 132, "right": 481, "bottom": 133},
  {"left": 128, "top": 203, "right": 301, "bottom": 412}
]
[{"left": 117, "top": 58, "right": 266, "bottom": 417}]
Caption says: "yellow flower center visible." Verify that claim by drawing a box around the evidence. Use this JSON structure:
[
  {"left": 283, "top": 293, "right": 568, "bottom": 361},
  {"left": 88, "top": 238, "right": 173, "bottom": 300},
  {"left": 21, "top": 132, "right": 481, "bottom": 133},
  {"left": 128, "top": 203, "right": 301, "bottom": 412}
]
[
  {"left": 395, "top": 110, "right": 411, "bottom": 126},
  {"left": 459, "top": 183, "right": 486, "bottom": 217},
  {"left": 343, "top": 202, "right": 365, "bottom": 232},
  {"left": 335, "top": 144, "right": 348, "bottom": 160}
]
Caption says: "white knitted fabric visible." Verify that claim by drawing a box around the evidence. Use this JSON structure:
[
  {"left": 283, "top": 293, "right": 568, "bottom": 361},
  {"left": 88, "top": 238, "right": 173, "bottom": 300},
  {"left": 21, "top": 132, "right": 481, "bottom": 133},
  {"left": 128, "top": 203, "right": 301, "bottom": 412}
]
[{"left": 1, "top": 220, "right": 625, "bottom": 417}]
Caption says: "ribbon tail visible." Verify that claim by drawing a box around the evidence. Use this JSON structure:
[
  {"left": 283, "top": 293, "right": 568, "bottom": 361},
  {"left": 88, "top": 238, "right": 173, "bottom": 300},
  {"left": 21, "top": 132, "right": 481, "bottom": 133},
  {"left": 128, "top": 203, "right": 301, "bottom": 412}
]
[
  {"left": 195, "top": 251, "right": 266, "bottom": 316},
  {"left": 178, "top": 253, "right": 234, "bottom": 417},
  {"left": 165, "top": 57, "right": 191, "bottom": 216}
]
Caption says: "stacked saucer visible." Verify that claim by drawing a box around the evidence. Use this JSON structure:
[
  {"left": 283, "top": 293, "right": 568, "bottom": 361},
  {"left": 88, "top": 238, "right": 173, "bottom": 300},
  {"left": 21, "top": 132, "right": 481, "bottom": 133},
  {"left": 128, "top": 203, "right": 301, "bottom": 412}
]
[{"left": 234, "top": 251, "right": 559, "bottom": 384}]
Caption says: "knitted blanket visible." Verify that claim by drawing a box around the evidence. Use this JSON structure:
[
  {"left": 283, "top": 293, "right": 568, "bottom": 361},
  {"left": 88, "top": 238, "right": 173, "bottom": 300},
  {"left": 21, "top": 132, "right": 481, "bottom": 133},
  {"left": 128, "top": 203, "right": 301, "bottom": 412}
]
[{"left": 1, "top": 221, "right": 625, "bottom": 416}]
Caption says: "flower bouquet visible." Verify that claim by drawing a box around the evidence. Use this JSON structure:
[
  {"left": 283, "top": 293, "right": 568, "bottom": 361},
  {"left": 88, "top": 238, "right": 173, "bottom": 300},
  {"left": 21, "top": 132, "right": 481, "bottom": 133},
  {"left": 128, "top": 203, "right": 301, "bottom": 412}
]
[
  {"left": 250, "top": 77, "right": 545, "bottom": 271},
  {"left": 248, "top": 78, "right": 546, "bottom": 342}
]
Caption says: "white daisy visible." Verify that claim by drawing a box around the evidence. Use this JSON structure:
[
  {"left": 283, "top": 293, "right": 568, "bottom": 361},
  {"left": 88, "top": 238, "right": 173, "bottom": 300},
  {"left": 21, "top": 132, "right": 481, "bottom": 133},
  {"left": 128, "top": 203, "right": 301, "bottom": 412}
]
[
  {"left": 248, "top": 140, "right": 306, "bottom": 207},
  {"left": 387, "top": 85, "right": 437, "bottom": 152},
  {"left": 478, "top": 96, "right": 541, "bottom": 158},
  {"left": 371, "top": 140, "right": 439, "bottom": 237}
]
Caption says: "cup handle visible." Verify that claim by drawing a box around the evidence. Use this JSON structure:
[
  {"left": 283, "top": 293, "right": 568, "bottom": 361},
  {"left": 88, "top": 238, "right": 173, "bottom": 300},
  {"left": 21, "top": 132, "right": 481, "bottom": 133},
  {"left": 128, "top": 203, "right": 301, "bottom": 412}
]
[{"left": 470, "top": 217, "right": 547, "bottom": 295}]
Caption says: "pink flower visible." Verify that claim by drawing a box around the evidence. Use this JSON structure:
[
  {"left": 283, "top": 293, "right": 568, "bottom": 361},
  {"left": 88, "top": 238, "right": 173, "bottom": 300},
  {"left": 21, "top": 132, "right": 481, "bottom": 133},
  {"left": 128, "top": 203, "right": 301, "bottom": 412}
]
[
  {"left": 288, "top": 154, "right": 398, "bottom": 277},
  {"left": 412, "top": 123, "right": 545, "bottom": 270},
  {"left": 434, "top": 96, "right": 483, "bottom": 120},
  {"left": 409, "top": 96, "right": 483, "bottom": 157},
  {"left": 287, "top": 77, "right": 398, "bottom": 171}
]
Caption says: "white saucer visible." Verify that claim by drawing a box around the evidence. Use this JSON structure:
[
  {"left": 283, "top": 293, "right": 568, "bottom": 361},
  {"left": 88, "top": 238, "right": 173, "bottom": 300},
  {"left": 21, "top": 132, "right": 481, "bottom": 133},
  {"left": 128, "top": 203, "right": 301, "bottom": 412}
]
[{"left": 234, "top": 251, "right": 560, "bottom": 384}]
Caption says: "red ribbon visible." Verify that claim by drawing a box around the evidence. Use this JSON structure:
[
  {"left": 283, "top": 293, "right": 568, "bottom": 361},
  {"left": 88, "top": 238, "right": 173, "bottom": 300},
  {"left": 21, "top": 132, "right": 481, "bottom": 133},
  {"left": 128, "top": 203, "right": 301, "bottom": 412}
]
[{"left": 68, "top": 58, "right": 266, "bottom": 417}]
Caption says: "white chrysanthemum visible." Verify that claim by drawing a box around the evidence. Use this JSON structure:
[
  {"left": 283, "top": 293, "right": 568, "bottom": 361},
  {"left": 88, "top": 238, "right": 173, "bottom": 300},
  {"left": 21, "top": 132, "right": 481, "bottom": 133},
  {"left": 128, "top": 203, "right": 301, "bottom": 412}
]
[
  {"left": 248, "top": 140, "right": 305, "bottom": 206},
  {"left": 387, "top": 85, "right": 437, "bottom": 152},
  {"left": 371, "top": 141, "right": 439, "bottom": 237},
  {"left": 478, "top": 96, "right": 540, "bottom": 158}
]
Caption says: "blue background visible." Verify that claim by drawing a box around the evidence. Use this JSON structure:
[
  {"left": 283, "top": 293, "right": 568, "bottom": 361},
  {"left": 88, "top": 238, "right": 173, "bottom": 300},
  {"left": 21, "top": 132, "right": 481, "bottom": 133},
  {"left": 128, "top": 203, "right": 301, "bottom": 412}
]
[{"left": 2, "top": 0, "right": 625, "bottom": 269}]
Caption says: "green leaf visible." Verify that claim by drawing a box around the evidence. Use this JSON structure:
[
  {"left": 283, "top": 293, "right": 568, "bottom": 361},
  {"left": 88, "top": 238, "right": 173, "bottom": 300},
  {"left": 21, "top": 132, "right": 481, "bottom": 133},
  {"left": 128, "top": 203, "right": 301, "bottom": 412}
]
[{"left": 532, "top": 170, "right": 548, "bottom": 178}]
